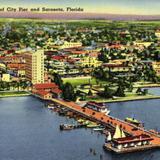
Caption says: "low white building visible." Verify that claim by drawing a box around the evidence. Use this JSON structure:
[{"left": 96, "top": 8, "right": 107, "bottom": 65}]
[{"left": 1, "top": 74, "right": 10, "bottom": 82}]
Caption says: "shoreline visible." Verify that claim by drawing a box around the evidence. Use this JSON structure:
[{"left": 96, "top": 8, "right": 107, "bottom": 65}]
[
  {"left": 135, "top": 84, "right": 160, "bottom": 88},
  {"left": 105, "top": 95, "right": 160, "bottom": 103},
  {"left": 86, "top": 95, "right": 160, "bottom": 103},
  {"left": 1, "top": 90, "right": 160, "bottom": 103},
  {"left": 0, "top": 91, "right": 31, "bottom": 98}
]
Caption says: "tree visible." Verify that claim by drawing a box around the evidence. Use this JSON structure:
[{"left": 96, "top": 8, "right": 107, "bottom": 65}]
[
  {"left": 142, "top": 89, "right": 148, "bottom": 95},
  {"left": 19, "top": 80, "right": 28, "bottom": 90},
  {"left": 103, "top": 85, "right": 114, "bottom": 98},
  {"left": 0, "top": 81, "right": 10, "bottom": 91},
  {"left": 88, "top": 89, "right": 93, "bottom": 96},
  {"left": 126, "top": 81, "right": 133, "bottom": 92},
  {"left": 115, "top": 86, "right": 125, "bottom": 97},
  {"left": 136, "top": 87, "right": 142, "bottom": 95},
  {"left": 53, "top": 73, "right": 63, "bottom": 90},
  {"left": 62, "top": 83, "right": 76, "bottom": 101},
  {"left": 98, "top": 52, "right": 109, "bottom": 63}
]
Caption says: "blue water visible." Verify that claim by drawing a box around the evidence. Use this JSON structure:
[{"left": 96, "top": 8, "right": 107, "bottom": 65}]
[
  {"left": 108, "top": 99, "right": 160, "bottom": 130},
  {"left": 145, "top": 87, "right": 160, "bottom": 96},
  {"left": 0, "top": 96, "right": 160, "bottom": 160}
]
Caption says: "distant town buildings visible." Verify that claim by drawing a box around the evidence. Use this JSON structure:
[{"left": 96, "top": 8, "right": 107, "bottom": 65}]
[
  {"left": 152, "top": 62, "right": 160, "bottom": 76},
  {"left": 133, "top": 41, "right": 153, "bottom": 48},
  {"left": 155, "top": 30, "right": 160, "bottom": 38},
  {"left": 75, "top": 56, "right": 102, "bottom": 68},
  {"left": 1, "top": 74, "right": 10, "bottom": 82}
]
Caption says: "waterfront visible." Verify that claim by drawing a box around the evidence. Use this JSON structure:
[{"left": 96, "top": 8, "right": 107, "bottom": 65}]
[
  {"left": 1, "top": 96, "right": 160, "bottom": 160},
  {"left": 145, "top": 87, "right": 160, "bottom": 96}
]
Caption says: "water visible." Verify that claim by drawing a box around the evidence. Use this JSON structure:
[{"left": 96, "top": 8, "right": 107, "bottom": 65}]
[
  {"left": 144, "top": 87, "right": 160, "bottom": 96},
  {"left": 108, "top": 99, "right": 160, "bottom": 130},
  {"left": 0, "top": 96, "right": 160, "bottom": 160}
]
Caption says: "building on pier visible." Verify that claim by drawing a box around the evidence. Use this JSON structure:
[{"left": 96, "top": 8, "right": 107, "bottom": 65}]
[{"left": 104, "top": 134, "right": 153, "bottom": 152}]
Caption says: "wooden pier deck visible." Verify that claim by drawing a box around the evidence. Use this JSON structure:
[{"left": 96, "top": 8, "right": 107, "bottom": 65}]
[{"left": 51, "top": 98, "right": 160, "bottom": 150}]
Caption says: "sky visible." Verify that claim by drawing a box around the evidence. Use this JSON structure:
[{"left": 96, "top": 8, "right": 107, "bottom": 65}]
[{"left": 0, "top": 0, "right": 160, "bottom": 15}]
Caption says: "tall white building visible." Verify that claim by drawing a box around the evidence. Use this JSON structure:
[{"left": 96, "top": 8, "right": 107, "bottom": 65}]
[{"left": 25, "top": 49, "right": 44, "bottom": 84}]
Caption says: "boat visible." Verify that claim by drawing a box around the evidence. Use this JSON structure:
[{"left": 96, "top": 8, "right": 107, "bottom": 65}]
[
  {"left": 113, "top": 125, "right": 126, "bottom": 139},
  {"left": 76, "top": 124, "right": 87, "bottom": 128},
  {"left": 125, "top": 117, "right": 144, "bottom": 127},
  {"left": 58, "top": 108, "right": 68, "bottom": 116},
  {"left": 87, "top": 122, "right": 100, "bottom": 128},
  {"left": 83, "top": 120, "right": 91, "bottom": 125},
  {"left": 47, "top": 103, "right": 55, "bottom": 109},
  {"left": 103, "top": 129, "right": 109, "bottom": 135},
  {"left": 93, "top": 127, "right": 105, "bottom": 131},
  {"left": 59, "top": 124, "right": 75, "bottom": 130},
  {"left": 78, "top": 120, "right": 90, "bottom": 125},
  {"left": 103, "top": 125, "right": 128, "bottom": 152},
  {"left": 83, "top": 101, "right": 110, "bottom": 115},
  {"left": 106, "top": 132, "right": 112, "bottom": 142},
  {"left": 77, "top": 118, "right": 85, "bottom": 123}
]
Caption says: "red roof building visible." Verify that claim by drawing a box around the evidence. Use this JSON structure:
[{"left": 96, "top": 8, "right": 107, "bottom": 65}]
[
  {"left": 113, "top": 134, "right": 153, "bottom": 145},
  {"left": 32, "top": 83, "right": 62, "bottom": 99},
  {"left": 34, "top": 90, "right": 52, "bottom": 100},
  {"left": 1, "top": 55, "right": 25, "bottom": 64},
  {"left": 51, "top": 88, "right": 62, "bottom": 94},
  {"left": 33, "top": 83, "right": 58, "bottom": 90},
  {"left": 52, "top": 55, "right": 68, "bottom": 61},
  {"left": 7, "top": 63, "right": 26, "bottom": 70},
  {"left": 70, "top": 50, "right": 87, "bottom": 55}
]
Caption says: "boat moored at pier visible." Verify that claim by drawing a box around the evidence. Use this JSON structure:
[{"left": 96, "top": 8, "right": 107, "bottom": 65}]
[
  {"left": 83, "top": 101, "right": 110, "bottom": 115},
  {"left": 47, "top": 103, "right": 55, "bottom": 109},
  {"left": 59, "top": 124, "right": 75, "bottom": 130},
  {"left": 125, "top": 117, "right": 144, "bottom": 128},
  {"left": 51, "top": 98, "right": 160, "bottom": 154}
]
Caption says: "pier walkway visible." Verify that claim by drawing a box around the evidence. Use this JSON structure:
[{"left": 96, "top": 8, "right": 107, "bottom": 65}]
[{"left": 51, "top": 98, "right": 160, "bottom": 147}]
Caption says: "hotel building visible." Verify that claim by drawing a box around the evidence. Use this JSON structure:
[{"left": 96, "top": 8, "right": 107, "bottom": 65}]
[{"left": 25, "top": 49, "right": 44, "bottom": 84}]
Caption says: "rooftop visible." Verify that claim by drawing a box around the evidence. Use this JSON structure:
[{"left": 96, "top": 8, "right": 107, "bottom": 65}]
[
  {"left": 113, "top": 134, "right": 153, "bottom": 144},
  {"left": 51, "top": 88, "right": 62, "bottom": 94},
  {"left": 35, "top": 90, "right": 50, "bottom": 96},
  {"left": 34, "top": 83, "right": 58, "bottom": 89}
]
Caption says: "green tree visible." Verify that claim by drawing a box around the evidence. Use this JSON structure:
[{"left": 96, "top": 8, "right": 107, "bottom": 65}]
[
  {"left": 115, "top": 86, "right": 125, "bottom": 97},
  {"left": 142, "top": 89, "right": 148, "bottom": 95},
  {"left": 88, "top": 89, "right": 93, "bottom": 96},
  {"left": 53, "top": 73, "right": 63, "bottom": 90},
  {"left": 103, "top": 85, "right": 114, "bottom": 98},
  {"left": 136, "top": 87, "right": 142, "bottom": 95},
  {"left": 62, "top": 83, "right": 76, "bottom": 101}
]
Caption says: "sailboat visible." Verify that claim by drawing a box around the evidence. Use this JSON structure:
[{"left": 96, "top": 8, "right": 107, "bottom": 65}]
[
  {"left": 113, "top": 125, "right": 126, "bottom": 139},
  {"left": 121, "top": 130, "right": 126, "bottom": 138},
  {"left": 106, "top": 132, "right": 112, "bottom": 142}
]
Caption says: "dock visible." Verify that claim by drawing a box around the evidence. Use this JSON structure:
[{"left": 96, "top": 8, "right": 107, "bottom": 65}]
[{"left": 51, "top": 98, "right": 160, "bottom": 153}]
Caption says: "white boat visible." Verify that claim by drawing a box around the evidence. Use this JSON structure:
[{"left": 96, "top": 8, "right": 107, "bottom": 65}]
[
  {"left": 106, "top": 132, "right": 112, "bottom": 142},
  {"left": 47, "top": 104, "right": 55, "bottom": 109},
  {"left": 84, "top": 101, "right": 110, "bottom": 115},
  {"left": 93, "top": 127, "right": 105, "bottom": 131}
]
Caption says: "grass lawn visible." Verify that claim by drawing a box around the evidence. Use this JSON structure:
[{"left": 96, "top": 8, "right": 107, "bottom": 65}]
[
  {"left": 86, "top": 92, "right": 158, "bottom": 103},
  {"left": 62, "top": 77, "right": 97, "bottom": 87},
  {"left": 63, "top": 77, "right": 109, "bottom": 87}
]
